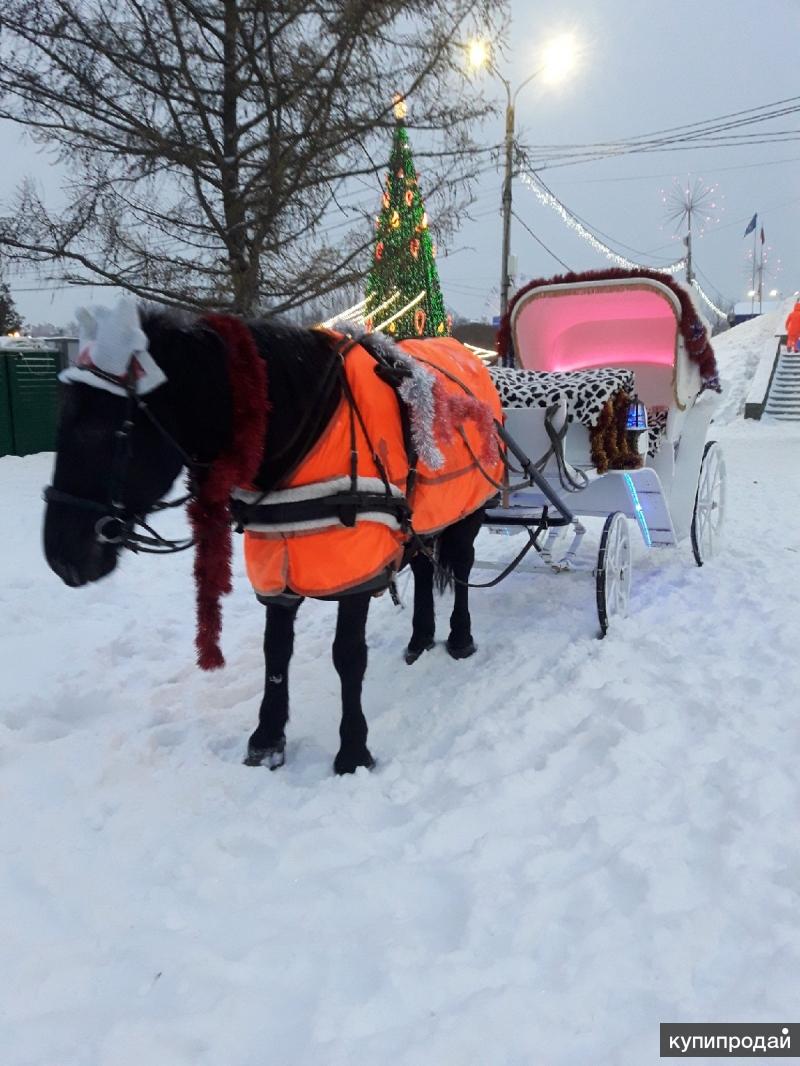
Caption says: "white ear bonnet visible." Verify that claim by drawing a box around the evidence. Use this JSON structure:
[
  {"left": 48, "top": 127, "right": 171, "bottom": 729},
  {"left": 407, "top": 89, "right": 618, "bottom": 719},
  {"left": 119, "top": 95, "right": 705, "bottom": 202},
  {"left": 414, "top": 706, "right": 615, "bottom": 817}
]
[{"left": 59, "top": 297, "right": 167, "bottom": 397}]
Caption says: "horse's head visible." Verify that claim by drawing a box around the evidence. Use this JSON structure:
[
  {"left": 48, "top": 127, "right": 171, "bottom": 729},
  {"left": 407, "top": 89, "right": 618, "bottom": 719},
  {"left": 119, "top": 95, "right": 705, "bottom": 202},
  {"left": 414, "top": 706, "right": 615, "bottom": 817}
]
[{"left": 43, "top": 300, "right": 188, "bottom": 587}]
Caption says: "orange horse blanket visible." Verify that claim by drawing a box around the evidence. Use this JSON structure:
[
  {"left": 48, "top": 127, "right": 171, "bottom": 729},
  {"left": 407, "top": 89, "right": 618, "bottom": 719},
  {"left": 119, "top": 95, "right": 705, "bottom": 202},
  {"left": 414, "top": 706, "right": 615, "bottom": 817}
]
[{"left": 239, "top": 335, "right": 503, "bottom": 599}]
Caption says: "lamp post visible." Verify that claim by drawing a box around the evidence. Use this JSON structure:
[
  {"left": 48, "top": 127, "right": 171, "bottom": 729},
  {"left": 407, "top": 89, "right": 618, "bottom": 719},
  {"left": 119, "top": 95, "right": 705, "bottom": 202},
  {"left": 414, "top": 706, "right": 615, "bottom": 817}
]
[{"left": 468, "top": 36, "right": 578, "bottom": 339}]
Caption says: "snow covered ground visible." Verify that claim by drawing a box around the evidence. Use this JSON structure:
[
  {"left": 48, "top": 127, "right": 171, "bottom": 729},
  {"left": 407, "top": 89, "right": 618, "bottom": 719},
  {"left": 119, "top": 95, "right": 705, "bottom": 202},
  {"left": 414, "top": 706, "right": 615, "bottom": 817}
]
[{"left": 2, "top": 311, "right": 799, "bottom": 1065}]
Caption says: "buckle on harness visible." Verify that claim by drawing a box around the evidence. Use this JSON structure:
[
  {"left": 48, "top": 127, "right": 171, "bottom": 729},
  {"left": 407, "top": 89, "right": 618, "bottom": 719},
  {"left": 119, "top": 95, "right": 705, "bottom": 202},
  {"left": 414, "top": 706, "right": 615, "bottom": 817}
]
[{"left": 338, "top": 503, "right": 357, "bottom": 527}]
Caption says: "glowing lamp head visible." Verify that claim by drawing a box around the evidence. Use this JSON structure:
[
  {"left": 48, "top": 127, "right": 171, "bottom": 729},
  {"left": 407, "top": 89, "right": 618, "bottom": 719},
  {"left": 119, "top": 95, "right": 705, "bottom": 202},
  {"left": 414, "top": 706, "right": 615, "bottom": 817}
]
[
  {"left": 467, "top": 38, "right": 491, "bottom": 72},
  {"left": 540, "top": 33, "right": 578, "bottom": 84},
  {"left": 392, "top": 93, "right": 407, "bottom": 121}
]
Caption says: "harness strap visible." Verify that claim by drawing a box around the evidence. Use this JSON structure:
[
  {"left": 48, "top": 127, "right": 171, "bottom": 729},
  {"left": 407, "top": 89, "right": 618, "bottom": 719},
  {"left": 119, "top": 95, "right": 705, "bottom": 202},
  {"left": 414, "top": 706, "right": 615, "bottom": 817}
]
[
  {"left": 231, "top": 490, "right": 411, "bottom": 531},
  {"left": 335, "top": 353, "right": 394, "bottom": 497},
  {"left": 539, "top": 404, "right": 590, "bottom": 493},
  {"left": 409, "top": 508, "right": 547, "bottom": 590},
  {"left": 361, "top": 338, "right": 420, "bottom": 504}
]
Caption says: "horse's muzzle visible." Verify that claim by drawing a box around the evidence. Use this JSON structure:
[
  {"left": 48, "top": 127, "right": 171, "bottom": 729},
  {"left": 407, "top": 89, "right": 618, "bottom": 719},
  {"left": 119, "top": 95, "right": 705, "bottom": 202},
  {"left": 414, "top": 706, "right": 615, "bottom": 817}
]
[{"left": 44, "top": 503, "right": 120, "bottom": 587}]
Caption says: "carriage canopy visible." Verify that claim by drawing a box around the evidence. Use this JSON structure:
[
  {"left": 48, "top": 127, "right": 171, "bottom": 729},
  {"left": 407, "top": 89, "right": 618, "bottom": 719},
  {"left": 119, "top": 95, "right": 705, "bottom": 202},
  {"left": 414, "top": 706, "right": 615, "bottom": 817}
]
[{"left": 506, "top": 273, "right": 712, "bottom": 408}]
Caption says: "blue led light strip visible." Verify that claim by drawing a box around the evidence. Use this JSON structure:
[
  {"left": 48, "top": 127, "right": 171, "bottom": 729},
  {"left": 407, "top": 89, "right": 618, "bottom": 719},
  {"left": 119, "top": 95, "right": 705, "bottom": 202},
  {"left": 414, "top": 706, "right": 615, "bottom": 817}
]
[{"left": 624, "top": 473, "right": 652, "bottom": 548}]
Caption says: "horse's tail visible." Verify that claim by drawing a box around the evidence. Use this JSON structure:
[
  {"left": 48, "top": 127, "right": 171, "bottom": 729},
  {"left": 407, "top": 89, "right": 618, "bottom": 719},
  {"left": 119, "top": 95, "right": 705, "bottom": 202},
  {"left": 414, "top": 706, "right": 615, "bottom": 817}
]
[
  {"left": 433, "top": 532, "right": 455, "bottom": 595},
  {"left": 431, "top": 506, "right": 486, "bottom": 594}
]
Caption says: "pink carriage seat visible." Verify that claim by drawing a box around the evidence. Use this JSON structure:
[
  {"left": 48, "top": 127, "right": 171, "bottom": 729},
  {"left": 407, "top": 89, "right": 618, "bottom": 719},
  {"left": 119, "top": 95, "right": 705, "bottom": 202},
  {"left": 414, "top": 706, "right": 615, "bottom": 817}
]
[{"left": 510, "top": 278, "right": 700, "bottom": 409}]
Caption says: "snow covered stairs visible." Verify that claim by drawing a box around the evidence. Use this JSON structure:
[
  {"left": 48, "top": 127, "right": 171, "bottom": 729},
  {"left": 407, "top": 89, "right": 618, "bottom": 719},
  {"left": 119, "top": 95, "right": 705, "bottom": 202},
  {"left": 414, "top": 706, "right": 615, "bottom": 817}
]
[{"left": 764, "top": 351, "right": 800, "bottom": 421}]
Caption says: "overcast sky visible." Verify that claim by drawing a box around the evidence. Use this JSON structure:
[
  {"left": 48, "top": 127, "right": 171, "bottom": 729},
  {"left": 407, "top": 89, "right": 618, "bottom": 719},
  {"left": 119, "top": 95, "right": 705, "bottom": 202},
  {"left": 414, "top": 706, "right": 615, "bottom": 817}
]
[
  {"left": 436, "top": 0, "right": 799, "bottom": 321},
  {"left": 3, "top": 0, "right": 798, "bottom": 327}
]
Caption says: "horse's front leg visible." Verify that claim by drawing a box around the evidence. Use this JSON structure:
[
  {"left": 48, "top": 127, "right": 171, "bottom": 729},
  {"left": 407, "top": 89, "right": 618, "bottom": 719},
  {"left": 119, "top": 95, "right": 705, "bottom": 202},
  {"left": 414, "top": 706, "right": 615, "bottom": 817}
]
[
  {"left": 332, "top": 592, "right": 375, "bottom": 775},
  {"left": 244, "top": 598, "right": 303, "bottom": 769}
]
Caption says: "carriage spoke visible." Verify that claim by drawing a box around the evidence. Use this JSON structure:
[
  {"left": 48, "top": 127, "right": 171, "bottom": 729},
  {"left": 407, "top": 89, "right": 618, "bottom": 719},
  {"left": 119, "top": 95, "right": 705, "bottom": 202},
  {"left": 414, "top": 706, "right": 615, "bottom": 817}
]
[
  {"left": 691, "top": 442, "right": 726, "bottom": 566},
  {"left": 596, "top": 512, "right": 631, "bottom": 636}
]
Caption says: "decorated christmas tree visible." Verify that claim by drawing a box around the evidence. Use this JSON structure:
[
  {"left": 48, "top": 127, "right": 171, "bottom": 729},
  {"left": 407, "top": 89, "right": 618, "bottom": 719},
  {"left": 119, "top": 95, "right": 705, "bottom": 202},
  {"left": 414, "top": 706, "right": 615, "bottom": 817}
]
[{"left": 365, "top": 96, "right": 450, "bottom": 340}]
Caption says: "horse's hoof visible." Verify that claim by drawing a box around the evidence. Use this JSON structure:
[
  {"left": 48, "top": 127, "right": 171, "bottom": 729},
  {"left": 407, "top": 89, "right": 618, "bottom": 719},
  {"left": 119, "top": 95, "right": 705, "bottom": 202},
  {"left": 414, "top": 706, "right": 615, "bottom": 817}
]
[
  {"left": 404, "top": 640, "right": 435, "bottom": 665},
  {"left": 243, "top": 739, "right": 286, "bottom": 770},
  {"left": 446, "top": 638, "right": 477, "bottom": 660},
  {"left": 333, "top": 748, "right": 376, "bottom": 775}
]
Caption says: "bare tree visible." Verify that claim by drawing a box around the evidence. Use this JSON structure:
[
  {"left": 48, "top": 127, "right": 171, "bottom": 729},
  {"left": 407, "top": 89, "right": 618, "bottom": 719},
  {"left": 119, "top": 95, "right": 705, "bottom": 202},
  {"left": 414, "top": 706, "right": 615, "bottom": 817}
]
[{"left": 0, "top": 0, "right": 505, "bottom": 316}]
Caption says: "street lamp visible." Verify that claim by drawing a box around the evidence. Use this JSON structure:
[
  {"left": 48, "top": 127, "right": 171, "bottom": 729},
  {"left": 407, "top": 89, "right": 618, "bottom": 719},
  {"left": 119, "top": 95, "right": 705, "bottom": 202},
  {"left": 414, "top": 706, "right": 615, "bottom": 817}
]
[{"left": 468, "top": 35, "right": 578, "bottom": 336}]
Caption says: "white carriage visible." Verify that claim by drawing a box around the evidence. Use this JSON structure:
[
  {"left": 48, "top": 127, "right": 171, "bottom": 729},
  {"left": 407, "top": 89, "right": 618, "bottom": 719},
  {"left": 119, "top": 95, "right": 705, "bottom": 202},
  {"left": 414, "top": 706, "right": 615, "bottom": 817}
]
[{"left": 482, "top": 271, "right": 726, "bottom": 634}]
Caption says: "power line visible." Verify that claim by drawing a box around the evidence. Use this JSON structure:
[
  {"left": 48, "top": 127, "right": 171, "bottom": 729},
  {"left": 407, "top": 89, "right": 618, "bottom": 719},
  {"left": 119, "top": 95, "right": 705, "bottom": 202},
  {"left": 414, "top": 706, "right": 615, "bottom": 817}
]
[
  {"left": 511, "top": 210, "right": 572, "bottom": 271},
  {"left": 554, "top": 155, "right": 800, "bottom": 185}
]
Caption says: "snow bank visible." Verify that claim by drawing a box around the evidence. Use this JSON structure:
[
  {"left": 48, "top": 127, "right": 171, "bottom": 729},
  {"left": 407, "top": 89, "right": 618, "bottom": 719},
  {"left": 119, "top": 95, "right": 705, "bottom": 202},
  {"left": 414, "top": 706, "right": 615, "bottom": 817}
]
[
  {"left": 3, "top": 420, "right": 800, "bottom": 1064},
  {"left": 711, "top": 301, "right": 791, "bottom": 424}
]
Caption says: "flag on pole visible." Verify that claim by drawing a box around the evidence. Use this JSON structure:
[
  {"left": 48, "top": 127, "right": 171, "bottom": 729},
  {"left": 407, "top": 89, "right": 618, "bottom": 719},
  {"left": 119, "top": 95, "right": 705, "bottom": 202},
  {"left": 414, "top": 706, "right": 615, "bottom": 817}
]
[
  {"left": 743, "top": 213, "right": 757, "bottom": 237},
  {"left": 760, "top": 226, "right": 765, "bottom": 244}
]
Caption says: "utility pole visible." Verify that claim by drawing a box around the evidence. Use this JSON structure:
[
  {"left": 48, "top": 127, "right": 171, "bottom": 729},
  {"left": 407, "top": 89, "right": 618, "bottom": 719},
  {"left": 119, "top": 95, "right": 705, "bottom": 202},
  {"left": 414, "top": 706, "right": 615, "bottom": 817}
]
[
  {"left": 499, "top": 98, "right": 515, "bottom": 325},
  {"left": 466, "top": 35, "right": 578, "bottom": 366}
]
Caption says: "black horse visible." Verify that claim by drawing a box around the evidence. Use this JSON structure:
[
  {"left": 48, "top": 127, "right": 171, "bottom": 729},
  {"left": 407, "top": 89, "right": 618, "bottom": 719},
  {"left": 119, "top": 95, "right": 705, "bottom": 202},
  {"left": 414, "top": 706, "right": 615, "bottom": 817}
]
[{"left": 43, "top": 311, "right": 487, "bottom": 774}]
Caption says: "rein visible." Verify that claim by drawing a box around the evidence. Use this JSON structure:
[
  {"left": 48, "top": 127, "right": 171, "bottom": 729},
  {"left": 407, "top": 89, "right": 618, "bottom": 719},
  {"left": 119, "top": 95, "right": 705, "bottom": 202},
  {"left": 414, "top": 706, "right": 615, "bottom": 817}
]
[{"left": 44, "top": 366, "right": 205, "bottom": 556}]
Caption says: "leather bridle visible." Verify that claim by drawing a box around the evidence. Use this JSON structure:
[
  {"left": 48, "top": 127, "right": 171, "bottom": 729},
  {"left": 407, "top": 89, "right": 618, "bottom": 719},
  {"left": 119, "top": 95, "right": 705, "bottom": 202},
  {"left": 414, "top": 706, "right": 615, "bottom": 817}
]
[{"left": 44, "top": 365, "right": 207, "bottom": 555}]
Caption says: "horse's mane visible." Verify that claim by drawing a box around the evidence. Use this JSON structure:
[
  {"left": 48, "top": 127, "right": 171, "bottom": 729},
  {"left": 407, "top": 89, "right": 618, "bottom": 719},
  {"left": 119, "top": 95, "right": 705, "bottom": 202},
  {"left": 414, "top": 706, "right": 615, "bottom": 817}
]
[
  {"left": 246, "top": 318, "right": 341, "bottom": 491},
  {"left": 139, "top": 306, "right": 341, "bottom": 492}
]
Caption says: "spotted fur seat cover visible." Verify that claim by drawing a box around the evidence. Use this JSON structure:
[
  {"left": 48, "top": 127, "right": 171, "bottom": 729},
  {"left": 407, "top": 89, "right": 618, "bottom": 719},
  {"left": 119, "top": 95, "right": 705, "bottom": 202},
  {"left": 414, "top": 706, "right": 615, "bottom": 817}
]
[
  {"left": 488, "top": 367, "right": 636, "bottom": 427},
  {"left": 489, "top": 367, "right": 671, "bottom": 465}
]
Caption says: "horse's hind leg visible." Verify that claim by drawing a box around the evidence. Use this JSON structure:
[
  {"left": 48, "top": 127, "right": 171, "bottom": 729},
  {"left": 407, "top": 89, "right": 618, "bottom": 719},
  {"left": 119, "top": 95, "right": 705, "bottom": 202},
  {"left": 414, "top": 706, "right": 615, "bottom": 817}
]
[
  {"left": 332, "top": 592, "right": 375, "bottom": 775},
  {"left": 441, "top": 509, "right": 484, "bottom": 660},
  {"left": 405, "top": 550, "right": 436, "bottom": 664},
  {"left": 245, "top": 599, "right": 303, "bottom": 769}
]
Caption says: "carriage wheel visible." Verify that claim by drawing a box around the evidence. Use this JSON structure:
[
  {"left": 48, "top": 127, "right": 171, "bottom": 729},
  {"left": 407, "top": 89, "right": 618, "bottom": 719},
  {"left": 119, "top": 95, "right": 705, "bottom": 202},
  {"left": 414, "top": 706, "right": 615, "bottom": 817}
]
[
  {"left": 691, "top": 441, "right": 726, "bottom": 567},
  {"left": 596, "top": 512, "right": 631, "bottom": 637}
]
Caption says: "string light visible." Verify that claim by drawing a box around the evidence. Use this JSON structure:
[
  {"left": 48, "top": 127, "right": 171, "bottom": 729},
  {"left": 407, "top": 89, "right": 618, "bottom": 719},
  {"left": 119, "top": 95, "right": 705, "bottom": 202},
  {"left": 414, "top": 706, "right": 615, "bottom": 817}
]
[
  {"left": 373, "top": 290, "right": 426, "bottom": 333},
  {"left": 363, "top": 290, "right": 402, "bottom": 328},
  {"left": 521, "top": 172, "right": 687, "bottom": 274},
  {"left": 690, "top": 280, "right": 728, "bottom": 320},
  {"left": 320, "top": 298, "right": 367, "bottom": 328}
]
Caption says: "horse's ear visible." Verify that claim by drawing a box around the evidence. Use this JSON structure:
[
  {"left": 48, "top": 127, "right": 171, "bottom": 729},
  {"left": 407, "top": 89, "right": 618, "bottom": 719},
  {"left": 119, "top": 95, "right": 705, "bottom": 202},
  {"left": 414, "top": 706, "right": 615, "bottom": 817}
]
[
  {"left": 75, "top": 306, "right": 97, "bottom": 342},
  {"left": 105, "top": 296, "right": 148, "bottom": 356},
  {"left": 113, "top": 296, "right": 145, "bottom": 338},
  {"left": 64, "top": 297, "right": 166, "bottom": 395}
]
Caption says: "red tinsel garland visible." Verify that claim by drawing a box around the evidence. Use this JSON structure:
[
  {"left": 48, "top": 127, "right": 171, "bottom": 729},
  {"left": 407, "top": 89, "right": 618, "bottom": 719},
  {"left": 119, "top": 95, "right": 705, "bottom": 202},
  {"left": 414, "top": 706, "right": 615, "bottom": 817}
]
[
  {"left": 495, "top": 267, "right": 721, "bottom": 393},
  {"left": 188, "top": 315, "right": 268, "bottom": 670},
  {"left": 431, "top": 378, "right": 500, "bottom": 466}
]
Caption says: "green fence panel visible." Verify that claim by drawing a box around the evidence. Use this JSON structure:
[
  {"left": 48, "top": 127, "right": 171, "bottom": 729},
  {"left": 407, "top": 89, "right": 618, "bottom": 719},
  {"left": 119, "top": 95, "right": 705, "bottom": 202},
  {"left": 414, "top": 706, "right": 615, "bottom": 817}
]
[
  {"left": 5, "top": 349, "right": 61, "bottom": 456},
  {"left": 0, "top": 355, "right": 14, "bottom": 458}
]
